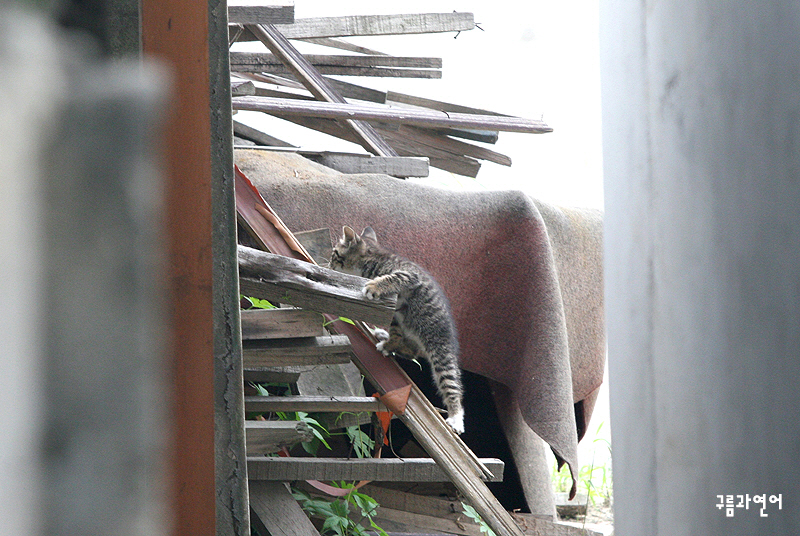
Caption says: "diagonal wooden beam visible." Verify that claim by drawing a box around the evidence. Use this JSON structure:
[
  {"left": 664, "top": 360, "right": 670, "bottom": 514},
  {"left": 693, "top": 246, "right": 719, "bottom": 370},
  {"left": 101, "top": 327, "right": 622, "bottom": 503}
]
[{"left": 244, "top": 23, "right": 397, "bottom": 157}]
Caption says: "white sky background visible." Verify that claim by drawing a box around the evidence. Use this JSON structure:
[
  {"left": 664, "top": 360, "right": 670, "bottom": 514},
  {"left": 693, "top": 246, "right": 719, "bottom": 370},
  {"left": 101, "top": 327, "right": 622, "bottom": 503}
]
[{"left": 233, "top": 0, "right": 605, "bottom": 210}]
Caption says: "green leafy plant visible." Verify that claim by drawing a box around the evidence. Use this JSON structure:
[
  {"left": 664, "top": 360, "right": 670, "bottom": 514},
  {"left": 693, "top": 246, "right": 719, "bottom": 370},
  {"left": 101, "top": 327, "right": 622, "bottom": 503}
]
[
  {"left": 323, "top": 316, "right": 355, "bottom": 327},
  {"left": 293, "top": 483, "right": 388, "bottom": 536},
  {"left": 461, "top": 502, "right": 497, "bottom": 536},
  {"left": 243, "top": 296, "right": 277, "bottom": 309},
  {"left": 345, "top": 424, "right": 375, "bottom": 459}
]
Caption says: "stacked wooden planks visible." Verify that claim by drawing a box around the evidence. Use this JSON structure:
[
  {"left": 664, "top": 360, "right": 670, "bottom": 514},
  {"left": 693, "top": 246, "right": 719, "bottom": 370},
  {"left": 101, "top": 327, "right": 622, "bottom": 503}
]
[{"left": 228, "top": 10, "right": 552, "bottom": 177}]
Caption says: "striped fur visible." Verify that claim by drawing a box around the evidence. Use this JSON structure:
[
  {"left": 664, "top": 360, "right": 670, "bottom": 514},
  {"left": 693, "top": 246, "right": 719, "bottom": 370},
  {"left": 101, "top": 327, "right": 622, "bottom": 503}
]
[{"left": 330, "top": 226, "right": 465, "bottom": 434}]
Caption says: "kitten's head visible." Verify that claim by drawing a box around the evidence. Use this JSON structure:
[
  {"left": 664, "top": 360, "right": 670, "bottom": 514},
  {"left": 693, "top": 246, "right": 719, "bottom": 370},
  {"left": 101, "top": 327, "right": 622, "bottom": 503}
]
[{"left": 330, "top": 225, "right": 379, "bottom": 275}]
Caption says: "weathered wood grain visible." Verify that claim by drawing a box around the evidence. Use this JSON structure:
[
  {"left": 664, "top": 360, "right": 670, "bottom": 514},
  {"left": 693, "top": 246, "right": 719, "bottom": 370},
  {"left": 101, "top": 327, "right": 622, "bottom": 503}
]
[
  {"left": 228, "top": 2, "right": 294, "bottom": 25},
  {"left": 247, "top": 457, "right": 505, "bottom": 482},
  {"left": 242, "top": 335, "right": 354, "bottom": 367},
  {"left": 231, "top": 80, "right": 256, "bottom": 96},
  {"left": 233, "top": 119, "right": 295, "bottom": 148},
  {"left": 244, "top": 65, "right": 443, "bottom": 78},
  {"left": 237, "top": 246, "right": 396, "bottom": 326},
  {"left": 230, "top": 52, "right": 442, "bottom": 69},
  {"left": 304, "top": 152, "right": 429, "bottom": 178},
  {"left": 231, "top": 96, "right": 552, "bottom": 133},
  {"left": 245, "top": 420, "right": 313, "bottom": 455},
  {"left": 249, "top": 481, "right": 320, "bottom": 536},
  {"left": 272, "top": 13, "right": 474, "bottom": 39},
  {"left": 245, "top": 395, "right": 387, "bottom": 413},
  {"left": 241, "top": 308, "right": 323, "bottom": 340}
]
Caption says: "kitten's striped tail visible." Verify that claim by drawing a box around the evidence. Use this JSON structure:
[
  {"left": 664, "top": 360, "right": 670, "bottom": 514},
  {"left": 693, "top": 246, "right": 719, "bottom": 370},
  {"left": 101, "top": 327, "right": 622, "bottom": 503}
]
[{"left": 431, "top": 351, "right": 465, "bottom": 434}]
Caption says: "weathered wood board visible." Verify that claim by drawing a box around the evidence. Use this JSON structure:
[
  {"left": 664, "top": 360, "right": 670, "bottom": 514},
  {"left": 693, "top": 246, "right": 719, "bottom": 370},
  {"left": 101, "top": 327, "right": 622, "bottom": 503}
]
[
  {"left": 245, "top": 395, "right": 386, "bottom": 413},
  {"left": 245, "top": 420, "right": 313, "bottom": 455},
  {"left": 270, "top": 13, "right": 474, "bottom": 39},
  {"left": 228, "top": 2, "right": 294, "bottom": 25},
  {"left": 249, "top": 481, "right": 320, "bottom": 536},
  {"left": 241, "top": 307, "right": 324, "bottom": 340},
  {"left": 247, "top": 457, "right": 505, "bottom": 483},
  {"left": 232, "top": 96, "right": 552, "bottom": 134},
  {"left": 243, "top": 335, "right": 354, "bottom": 367}
]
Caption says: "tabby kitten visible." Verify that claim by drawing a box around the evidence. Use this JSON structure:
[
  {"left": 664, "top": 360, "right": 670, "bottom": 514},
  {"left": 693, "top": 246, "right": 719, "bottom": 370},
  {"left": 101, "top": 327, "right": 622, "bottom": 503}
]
[{"left": 330, "top": 226, "right": 465, "bottom": 434}]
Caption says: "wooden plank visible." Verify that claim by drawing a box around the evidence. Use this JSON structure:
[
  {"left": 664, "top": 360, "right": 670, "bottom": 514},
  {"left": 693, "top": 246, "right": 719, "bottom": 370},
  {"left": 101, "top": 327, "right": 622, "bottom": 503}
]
[
  {"left": 249, "top": 481, "right": 321, "bottom": 536},
  {"left": 272, "top": 13, "right": 475, "bottom": 39},
  {"left": 245, "top": 420, "right": 313, "bottom": 455},
  {"left": 241, "top": 65, "right": 443, "bottom": 79},
  {"left": 230, "top": 52, "right": 442, "bottom": 69},
  {"left": 233, "top": 119, "right": 295, "bottom": 148},
  {"left": 399, "top": 125, "right": 511, "bottom": 166},
  {"left": 231, "top": 80, "right": 256, "bottom": 96},
  {"left": 228, "top": 2, "right": 294, "bottom": 25},
  {"left": 245, "top": 23, "right": 397, "bottom": 157},
  {"left": 231, "top": 96, "right": 553, "bottom": 133},
  {"left": 239, "top": 74, "right": 389, "bottom": 106},
  {"left": 386, "top": 90, "right": 510, "bottom": 117},
  {"left": 247, "top": 457, "right": 505, "bottom": 482},
  {"left": 241, "top": 308, "right": 324, "bottom": 340},
  {"left": 243, "top": 366, "right": 309, "bottom": 384},
  {"left": 245, "top": 395, "right": 387, "bottom": 413},
  {"left": 298, "top": 37, "right": 389, "bottom": 56},
  {"left": 294, "top": 228, "right": 332, "bottom": 266},
  {"left": 374, "top": 125, "right": 482, "bottom": 177},
  {"left": 237, "top": 246, "right": 396, "bottom": 326},
  {"left": 304, "top": 152, "right": 429, "bottom": 178},
  {"left": 242, "top": 335, "right": 354, "bottom": 367}
]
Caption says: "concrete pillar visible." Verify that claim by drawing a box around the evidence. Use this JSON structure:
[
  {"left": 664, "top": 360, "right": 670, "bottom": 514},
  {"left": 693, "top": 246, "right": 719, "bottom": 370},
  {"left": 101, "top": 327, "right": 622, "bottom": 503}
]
[
  {"left": 0, "top": 7, "right": 169, "bottom": 536},
  {"left": 601, "top": 2, "right": 800, "bottom": 535}
]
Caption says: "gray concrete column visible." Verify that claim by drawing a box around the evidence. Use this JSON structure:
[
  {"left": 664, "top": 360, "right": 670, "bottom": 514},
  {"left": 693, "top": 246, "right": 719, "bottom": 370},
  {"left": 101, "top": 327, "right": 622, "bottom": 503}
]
[
  {"left": 0, "top": 9, "right": 169, "bottom": 535},
  {"left": 601, "top": 2, "right": 800, "bottom": 535}
]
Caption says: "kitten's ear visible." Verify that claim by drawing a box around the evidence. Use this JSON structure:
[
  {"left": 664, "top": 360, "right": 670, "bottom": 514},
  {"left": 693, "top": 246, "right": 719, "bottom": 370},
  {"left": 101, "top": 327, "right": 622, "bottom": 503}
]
[
  {"left": 342, "top": 225, "right": 358, "bottom": 244},
  {"left": 361, "top": 226, "right": 378, "bottom": 244}
]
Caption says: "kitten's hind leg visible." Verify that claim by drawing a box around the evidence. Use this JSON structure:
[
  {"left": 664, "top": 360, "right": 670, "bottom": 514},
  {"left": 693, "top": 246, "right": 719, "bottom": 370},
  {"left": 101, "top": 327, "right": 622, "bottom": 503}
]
[
  {"left": 375, "top": 325, "right": 403, "bottom": 355},
  {"left": 446, "top": 410, "right": 465, "bottom": 435}
]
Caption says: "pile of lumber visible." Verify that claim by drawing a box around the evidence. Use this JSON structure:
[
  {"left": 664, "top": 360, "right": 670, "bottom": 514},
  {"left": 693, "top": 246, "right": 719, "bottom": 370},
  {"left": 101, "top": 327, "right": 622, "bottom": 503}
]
[{"left": 228, "top": 9, "right": 552, "bottom": 178}]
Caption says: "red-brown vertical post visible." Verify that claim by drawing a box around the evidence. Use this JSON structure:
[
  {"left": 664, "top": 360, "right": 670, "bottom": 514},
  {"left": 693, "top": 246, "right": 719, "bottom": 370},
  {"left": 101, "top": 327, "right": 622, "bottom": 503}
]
[{"left": 140, "top": 2, "right": 216, "bottom": 534}]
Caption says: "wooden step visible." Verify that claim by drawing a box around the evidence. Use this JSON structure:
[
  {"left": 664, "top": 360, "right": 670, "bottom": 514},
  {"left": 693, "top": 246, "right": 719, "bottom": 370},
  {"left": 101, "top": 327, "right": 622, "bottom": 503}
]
[
  {"left": 245, "top": 420, "right": 313, "bottom": 455},
  {"left": 247, "top": 457, "right": 505, "bottom": 483},
  {"left": 245, "top": 395, "right": 386, "bottom": 413},
  {"left": 241, "top": 308, "right": 323, "bottom": 340},
  {"left": 243, "top": 335, "right": 353, "bottom": 367}
]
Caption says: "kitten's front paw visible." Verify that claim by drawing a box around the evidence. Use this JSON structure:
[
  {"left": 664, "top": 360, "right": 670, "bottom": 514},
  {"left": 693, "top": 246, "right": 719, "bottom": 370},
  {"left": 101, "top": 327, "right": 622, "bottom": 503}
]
[{"left": 362, "top": 281, "right": 378, "bottom": 300}]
